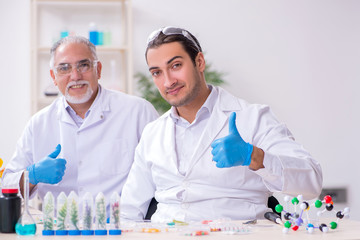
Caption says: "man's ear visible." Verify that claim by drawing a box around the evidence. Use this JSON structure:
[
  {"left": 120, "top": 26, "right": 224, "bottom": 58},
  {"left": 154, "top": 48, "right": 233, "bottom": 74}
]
[
  {"left": 96, "top": 61, "right": 102, "bottom": 79},
  {"left": 196, "top": 52, "right": 206, "bottom": 72},
  {"left": 50, "top": 69, "right": 57, "bottom": 86}
]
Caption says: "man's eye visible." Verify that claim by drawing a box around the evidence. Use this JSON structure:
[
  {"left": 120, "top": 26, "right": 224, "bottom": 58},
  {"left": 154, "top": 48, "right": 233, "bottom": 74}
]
[
  {"left": 79, "top": 62, "right": 91, "bottom": 69},
  {"left": 152, "top": 71, "right": 160, "bottom": 77},
  {"left": 58, "top": 65, "right": 70, "bottom": 72},
  {"left": 172, "top": 63, "right": 181, "bottom": 69}
]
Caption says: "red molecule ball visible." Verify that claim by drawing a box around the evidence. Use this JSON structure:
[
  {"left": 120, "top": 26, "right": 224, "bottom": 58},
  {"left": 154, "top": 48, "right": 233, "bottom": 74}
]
[{"left": 324, "top": 195, "right": 332, "bottom": 204}]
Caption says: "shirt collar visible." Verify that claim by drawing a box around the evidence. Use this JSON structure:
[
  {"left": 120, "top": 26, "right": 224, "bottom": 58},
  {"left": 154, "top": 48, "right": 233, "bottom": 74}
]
[
  {"left": 170, "top": 85, "right": 218, "bottom": 124},
  {"left": 64, "top": 85, "right": 102, "bottom": 119}
]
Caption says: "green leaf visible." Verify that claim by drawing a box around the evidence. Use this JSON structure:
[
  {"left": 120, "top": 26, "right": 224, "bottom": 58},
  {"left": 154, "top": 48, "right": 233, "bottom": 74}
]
[{"left": 57, "top": 202, "right": 67, "bottom": 230}]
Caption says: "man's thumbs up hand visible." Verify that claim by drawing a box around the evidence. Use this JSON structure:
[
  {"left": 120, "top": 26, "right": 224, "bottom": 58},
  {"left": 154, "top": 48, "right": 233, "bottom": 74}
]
[{"left": 211, "top": 112, "right": 253, "bottom": 168}]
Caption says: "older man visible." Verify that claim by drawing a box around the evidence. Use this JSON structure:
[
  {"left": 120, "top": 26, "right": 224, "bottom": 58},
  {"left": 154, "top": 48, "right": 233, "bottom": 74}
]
[{"left": 2, "top": 36, "right": 158, "bottom": 214}]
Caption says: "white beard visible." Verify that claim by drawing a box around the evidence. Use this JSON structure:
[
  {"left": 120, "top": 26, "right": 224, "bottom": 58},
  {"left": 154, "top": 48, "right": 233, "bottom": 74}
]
[{"left": 64, "top": 80, "right": 94, "bottom": 104}]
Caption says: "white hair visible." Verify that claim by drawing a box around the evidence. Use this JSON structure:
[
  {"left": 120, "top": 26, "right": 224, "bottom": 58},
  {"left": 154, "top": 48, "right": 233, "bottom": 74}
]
[{"left": 49, "top": 36, "right": 98, "bottom": 69}]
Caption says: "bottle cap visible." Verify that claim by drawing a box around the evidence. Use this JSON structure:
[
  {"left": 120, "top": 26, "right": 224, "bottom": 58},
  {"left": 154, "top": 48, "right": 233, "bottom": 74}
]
[
  {"left": 81, "top": 230, "right": 94, "bottom": 235},
  {"left": 68, "top": 230, "right": 81, "bottom": 235},
  {"left": 42, "top": 230, "right": 55, "bottom": 235},
  {"left": 109, "top": 229, "right": 122, "bottom": 235},
  {"left": 2, "top": 188, "right": 19, "bottom": 194},
  {"left": 55, "top": 230, "right": 68, "bottom": 235},
  {"left": 95, "top": 229, "right": 108, "bottom": 235}
]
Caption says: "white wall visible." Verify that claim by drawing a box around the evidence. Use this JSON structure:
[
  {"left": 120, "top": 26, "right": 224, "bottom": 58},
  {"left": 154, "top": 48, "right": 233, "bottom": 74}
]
[
  {"left": 1, "top": 0, "right": 359, "bottom": 219},
  {"left": 0, "top": 1, "right": 31, "bottom": 163}
]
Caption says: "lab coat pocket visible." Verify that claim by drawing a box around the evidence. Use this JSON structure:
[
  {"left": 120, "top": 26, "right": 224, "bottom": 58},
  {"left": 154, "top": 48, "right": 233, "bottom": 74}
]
[{"left": 98, "top": 139, "right": 132, "bottom": 175}]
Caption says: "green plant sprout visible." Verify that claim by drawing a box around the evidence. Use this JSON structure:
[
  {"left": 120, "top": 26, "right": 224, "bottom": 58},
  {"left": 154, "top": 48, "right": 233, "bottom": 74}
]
[
  {"left": 96, "top": 198, "right": 106, "bottom": 229},
  {"left": 57, "top": 202, "right": 67, "bottom": 230},
  {"left": 70, "top": 199, "right": 79, "bottom": 230},
  {"left": 83, "top": 203, "right": 92, "bottom": 230},
  {"left": 43, "top": 194, "right": 54, "bottom": 231}
]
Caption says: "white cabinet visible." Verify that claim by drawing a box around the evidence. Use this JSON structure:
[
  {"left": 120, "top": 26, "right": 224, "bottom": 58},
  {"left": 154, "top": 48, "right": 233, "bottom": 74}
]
[{"left": 30, "top": 0, "right": 133, "bottom": 114}]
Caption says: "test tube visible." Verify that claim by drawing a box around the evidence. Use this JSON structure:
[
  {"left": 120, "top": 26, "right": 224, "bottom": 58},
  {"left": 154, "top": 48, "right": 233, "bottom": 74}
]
[
  {"left": 56, "top": 192, "right": 68, "bottom": 235},
  {"left": 67, "top": 191, "right": 80, "bottom": 235},
  {"left": 109, "top": 192, "right": 121, "bottom": 235},
  {"left": 81, "top": 192, "right": 94, "bottom": 235},
  {"left": 42, "top": 192, "right": 55, "bottom": 235},
  {"left": 95, "top": 192, "right": 107, "bottom": 235}
]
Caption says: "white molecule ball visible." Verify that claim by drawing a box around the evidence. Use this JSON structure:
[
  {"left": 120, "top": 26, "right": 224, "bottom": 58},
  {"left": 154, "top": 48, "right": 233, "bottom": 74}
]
[
  {"left": 297, "top": 195, "right": 303, "bottom": 201},
  {"left": 307, "top": 227, "right": 314, "bottom": 234}
]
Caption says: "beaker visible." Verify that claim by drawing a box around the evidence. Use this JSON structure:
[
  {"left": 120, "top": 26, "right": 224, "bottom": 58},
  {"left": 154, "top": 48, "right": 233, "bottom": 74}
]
[{"left": 15, "top": 170, "right": 37, "bottom": 235}]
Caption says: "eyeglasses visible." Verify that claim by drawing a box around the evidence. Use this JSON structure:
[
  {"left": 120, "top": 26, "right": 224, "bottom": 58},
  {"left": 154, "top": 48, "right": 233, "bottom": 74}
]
[
  {"left": 54, "top": 59, "right": 98, "bottom": 76},
  {"left": 146, "top": 26, "right": 201, "bottom": 52}
]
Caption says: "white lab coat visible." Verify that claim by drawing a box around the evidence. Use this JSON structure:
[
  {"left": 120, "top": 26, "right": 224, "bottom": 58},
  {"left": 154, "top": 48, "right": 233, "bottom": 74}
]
[
  {"left": 120, "top": 86, "right": 322, "bottom": 222},
  {"left": 3, "top": 86, "right": 158, "bottom": 215}
]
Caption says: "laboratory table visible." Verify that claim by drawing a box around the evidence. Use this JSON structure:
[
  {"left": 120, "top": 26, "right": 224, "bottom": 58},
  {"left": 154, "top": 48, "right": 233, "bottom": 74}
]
[{"left": 1, "top": 219, "right": 360, "bottom": 240}]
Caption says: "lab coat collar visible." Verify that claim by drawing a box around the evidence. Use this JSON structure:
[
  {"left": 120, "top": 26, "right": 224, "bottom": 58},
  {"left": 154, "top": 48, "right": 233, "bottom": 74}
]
[
  {"left": 159, "top": 86, "right": 243, "bottom": 176},
  {"left": 57, "top": 85, "right": 110, "bottom": 130}
]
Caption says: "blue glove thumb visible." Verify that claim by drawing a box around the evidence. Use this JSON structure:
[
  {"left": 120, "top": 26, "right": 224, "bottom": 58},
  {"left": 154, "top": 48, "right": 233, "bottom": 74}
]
[
  {"left": 229, "top": 111, "right": 240, "bottom": 136},
  {"left": 27, "top": 144, "right": 66, "bottom": 185},
  {"left": 48, "top": 144, "right": 61, "bottom": 158}
]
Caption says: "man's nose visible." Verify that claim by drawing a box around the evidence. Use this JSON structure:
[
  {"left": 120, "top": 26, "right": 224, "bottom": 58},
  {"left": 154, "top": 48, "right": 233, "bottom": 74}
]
[
  {"left": 163, "top": 71, "right": 176, "bottom": 88},
  {"left": 69, "top": 66, "right": 82, "bottom": 80}
]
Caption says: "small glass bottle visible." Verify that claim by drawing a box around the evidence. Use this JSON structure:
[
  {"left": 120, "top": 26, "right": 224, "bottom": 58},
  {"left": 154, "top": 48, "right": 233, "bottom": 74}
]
[
  {"left": 89, "top": 22, "right": 98, "bottom": 45},
  {"left": 109, "top": 192, "right": 121, "bottom": 235},
  {"left": 81, "top": 192, "right": 94, "bottom": 235},
  {"left": 67, "top": 191, "right": 80, "bottom": 235},
  {"left": 56, "top": 192, "right": 68, "bottom": 235},
  {"left": 0, "top": 188, "right": 21, "bottom": 233},
  {"left": 95, "top": 192, "right": 107, "bottom": 235},
  {"left": 103, "top": 28, "right": 112, "bottom": 46},
  {"left": 42, "top": 192, "right": 55, "bottom": 235}
]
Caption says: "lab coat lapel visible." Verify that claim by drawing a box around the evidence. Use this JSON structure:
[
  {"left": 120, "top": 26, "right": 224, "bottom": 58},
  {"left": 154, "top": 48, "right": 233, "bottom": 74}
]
[
  {"left": 79, "top": 90, "right": 109, "bottom": 131},
  {"left": 163, "top": 114, "right": 179, "bottom": 170},
  {"left": 57, "top": 97, "right": 77, "bottom": 126},
  {"left": 186, "top": 87, "right": 242, "bottom": 174},
  {"left": 186, "top": 107, "right": 228, "bottom": 174}
]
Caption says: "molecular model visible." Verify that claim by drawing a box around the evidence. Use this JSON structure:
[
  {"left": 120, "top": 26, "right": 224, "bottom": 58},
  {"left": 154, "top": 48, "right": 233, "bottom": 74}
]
[{"left": 274, "top": 194, "right": 350, "bottom": 234}]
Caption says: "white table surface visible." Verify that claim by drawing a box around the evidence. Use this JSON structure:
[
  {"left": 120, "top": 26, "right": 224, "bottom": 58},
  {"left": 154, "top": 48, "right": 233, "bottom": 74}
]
[{"left": 1, "top": 218, "right": 359, "bottom": 240}]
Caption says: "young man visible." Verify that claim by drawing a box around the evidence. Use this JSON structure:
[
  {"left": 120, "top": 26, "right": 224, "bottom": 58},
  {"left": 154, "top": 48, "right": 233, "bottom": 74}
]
[
  {"left": 120, "top": 27, "right": 322, "bottom": 222},
  {"left": 2, "top": 36, "right": 158, "bottom": 214}
]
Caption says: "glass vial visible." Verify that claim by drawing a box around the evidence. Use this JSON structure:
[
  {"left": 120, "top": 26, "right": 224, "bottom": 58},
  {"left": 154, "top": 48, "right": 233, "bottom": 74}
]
[
  {"left": 42, "top": 192, "right": 55, "bottom": 235},
  {"left": 81, "top": 192, "right": 94, "bottom": 235},
  {"left": 95, "top": 192, "right": 107, "bottom": 235},
  {"left": 109, "top": 192, "right": 121, "bottom": 235},
  {"left": 67, "top": 191, "right": 80, "bottom": 235},
  {"left": 56, "top": 192, "right": 68, "bottom": 235}
]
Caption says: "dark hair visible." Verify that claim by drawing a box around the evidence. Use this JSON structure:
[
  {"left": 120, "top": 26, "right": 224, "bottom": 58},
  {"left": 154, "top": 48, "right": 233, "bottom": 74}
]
[{"left": 145, "top": 31, "right": 202, "bottom": 66}]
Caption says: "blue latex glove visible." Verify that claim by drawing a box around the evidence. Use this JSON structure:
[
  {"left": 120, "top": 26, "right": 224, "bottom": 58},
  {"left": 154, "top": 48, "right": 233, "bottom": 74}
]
[
  {"left": 211, "top": 112, "right": 254, "bottom": 168},
  {"left": 26, "top": 144, "right": 67, "bottom": 185}
]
